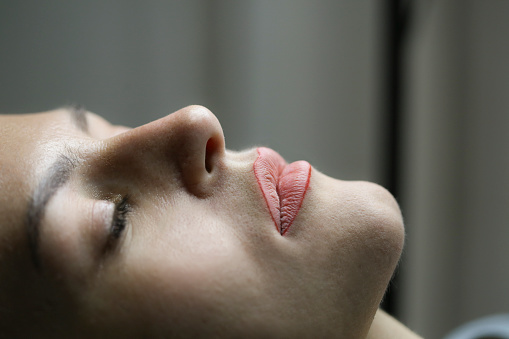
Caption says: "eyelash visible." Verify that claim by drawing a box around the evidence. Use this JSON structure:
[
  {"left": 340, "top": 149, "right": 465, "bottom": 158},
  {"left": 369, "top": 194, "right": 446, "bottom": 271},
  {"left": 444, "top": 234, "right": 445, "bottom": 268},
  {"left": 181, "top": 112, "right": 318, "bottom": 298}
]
[{"left": 111, "top": 196, "right": 130, "bottom": 241}]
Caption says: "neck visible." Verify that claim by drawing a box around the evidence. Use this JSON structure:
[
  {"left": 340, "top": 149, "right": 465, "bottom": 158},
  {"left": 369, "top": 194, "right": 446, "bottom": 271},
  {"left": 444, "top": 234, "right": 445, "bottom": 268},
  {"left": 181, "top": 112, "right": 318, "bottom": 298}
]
[{"left": 366, "top": 309, "right": 424, "bottom": 339}]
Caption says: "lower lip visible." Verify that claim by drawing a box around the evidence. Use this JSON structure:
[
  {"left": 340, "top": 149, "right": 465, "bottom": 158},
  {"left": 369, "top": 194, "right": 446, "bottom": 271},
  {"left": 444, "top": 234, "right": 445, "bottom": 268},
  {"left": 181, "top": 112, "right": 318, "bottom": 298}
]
[{"left": 254, "top": 147, "right": 311, "bottom": 235}]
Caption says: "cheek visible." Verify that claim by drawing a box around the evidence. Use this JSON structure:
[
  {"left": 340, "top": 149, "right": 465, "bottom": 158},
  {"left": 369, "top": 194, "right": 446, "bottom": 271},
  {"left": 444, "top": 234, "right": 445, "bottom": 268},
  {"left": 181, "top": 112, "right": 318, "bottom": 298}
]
[{"left": 89, "top": 209, "right": 269, "bottom": 335}]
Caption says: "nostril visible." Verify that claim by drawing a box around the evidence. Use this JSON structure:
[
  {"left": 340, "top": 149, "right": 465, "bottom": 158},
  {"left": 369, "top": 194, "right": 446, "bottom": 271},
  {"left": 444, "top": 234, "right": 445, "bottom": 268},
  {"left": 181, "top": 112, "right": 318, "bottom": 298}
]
[
  {"left": 205, "top": 138, "right": 217, "bottom": 173},
  {"left": 170, "top": 106, "right": 225, "bottom": 196}
]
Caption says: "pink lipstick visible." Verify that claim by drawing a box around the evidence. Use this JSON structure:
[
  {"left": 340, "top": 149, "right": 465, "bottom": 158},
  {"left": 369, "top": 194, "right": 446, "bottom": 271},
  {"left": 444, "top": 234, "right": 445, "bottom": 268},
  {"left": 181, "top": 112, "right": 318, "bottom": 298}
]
[{"left": 254, "top": 147, "right": 311, "bottom": 235}]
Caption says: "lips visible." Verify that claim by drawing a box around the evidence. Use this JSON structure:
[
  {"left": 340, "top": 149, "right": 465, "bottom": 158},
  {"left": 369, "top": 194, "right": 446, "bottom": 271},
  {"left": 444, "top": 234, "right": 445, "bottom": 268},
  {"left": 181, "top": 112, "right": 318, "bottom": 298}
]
[{"left": 254, "top": 147, "right": 311, "bottom": 235}]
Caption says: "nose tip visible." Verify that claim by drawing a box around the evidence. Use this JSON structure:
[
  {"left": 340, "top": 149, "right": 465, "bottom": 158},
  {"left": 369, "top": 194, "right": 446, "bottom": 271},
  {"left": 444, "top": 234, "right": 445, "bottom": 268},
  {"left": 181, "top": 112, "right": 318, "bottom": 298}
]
[
  {"left": 172, "top": 105, "right": 225, "bottom": 196},
  {"left": 98, "top": 105, "right": 225, "bottom": 197}
]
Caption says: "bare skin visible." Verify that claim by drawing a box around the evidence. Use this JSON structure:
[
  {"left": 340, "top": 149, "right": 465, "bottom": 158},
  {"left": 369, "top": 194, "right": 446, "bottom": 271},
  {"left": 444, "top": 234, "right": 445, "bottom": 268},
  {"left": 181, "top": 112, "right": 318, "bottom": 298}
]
[
  {"left": 0, "top": 106, "right": 409, "bottom": 338},
  {"left": 367, "top": 310, "right": 424, "bottom": 339}
]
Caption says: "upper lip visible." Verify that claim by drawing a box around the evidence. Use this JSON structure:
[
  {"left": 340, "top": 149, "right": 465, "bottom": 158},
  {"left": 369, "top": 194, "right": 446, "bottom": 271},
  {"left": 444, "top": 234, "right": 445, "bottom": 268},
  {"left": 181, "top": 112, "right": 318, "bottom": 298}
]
[{"left": 253, "top": 147, "right": 311, "bottom": 235}]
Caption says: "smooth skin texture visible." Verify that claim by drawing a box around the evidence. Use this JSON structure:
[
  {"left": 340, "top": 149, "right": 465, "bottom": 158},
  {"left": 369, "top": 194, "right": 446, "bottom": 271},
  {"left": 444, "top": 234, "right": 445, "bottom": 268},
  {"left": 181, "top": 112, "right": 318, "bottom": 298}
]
[
  {"left": 367, "top": 310, "right": 423, "bottom": 339},
  {"left": 0, "top": 106, "right": 408, "bottom": 338}
]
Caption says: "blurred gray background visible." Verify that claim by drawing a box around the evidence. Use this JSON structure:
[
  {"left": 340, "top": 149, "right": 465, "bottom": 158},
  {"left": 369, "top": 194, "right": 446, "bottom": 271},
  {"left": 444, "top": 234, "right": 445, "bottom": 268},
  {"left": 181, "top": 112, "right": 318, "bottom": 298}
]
[
  {"left": 0, "top": 0, "right": 384, "bottom": 181},
  {"left": 1, "top": 1, "right": 509, "bottom": 338}
]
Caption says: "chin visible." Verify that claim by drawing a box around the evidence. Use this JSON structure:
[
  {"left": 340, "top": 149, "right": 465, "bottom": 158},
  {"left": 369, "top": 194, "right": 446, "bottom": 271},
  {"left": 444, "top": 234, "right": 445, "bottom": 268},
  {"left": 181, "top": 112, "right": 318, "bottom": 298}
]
[{"left": 290, "top": 168, "right": 405, "bottom": 295}]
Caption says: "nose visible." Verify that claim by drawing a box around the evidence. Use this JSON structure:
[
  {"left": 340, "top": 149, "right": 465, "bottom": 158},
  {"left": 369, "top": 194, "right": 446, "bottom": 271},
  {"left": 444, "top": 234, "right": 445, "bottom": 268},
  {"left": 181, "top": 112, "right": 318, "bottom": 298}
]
[{"left": 100, "top": 105, "right": 225, "bottom": 196}]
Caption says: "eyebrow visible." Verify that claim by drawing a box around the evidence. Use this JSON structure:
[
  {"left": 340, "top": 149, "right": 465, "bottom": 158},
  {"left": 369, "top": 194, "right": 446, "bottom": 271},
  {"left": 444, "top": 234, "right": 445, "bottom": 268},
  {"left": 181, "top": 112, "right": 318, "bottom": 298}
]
[{"left": 26, "top": 106, "right": 88, "bottom": 270}]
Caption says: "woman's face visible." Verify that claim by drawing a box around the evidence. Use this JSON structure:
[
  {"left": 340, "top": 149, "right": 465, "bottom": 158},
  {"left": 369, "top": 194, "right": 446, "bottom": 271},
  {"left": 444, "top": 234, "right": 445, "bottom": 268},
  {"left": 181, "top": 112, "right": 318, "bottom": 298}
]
[{"left": 0, "top": 106, "right": 404, "bottom": 338}]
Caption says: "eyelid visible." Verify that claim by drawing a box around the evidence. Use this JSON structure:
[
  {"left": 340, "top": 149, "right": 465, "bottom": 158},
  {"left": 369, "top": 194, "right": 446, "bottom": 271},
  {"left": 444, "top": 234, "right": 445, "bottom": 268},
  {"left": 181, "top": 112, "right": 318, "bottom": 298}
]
[
  {"left": 91, "top": 200, "right": 115, "bottom": 233},
  {"left": 91, "top": 196, "right": 130, "bottom": 254}
]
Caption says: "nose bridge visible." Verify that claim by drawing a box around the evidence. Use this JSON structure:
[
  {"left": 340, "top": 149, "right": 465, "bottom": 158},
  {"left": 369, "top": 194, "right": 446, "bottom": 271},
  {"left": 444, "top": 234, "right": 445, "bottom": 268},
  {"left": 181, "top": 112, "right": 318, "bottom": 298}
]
[{"left": 99, "top": 106, "right": 225, "bottom": 195}]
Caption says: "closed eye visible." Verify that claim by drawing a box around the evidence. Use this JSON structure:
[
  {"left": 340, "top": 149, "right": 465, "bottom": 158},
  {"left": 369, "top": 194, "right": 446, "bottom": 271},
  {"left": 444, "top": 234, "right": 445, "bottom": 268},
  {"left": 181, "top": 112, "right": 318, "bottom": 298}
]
[{"left": 107, "top": 195, "right": 130, "bottom": 249}]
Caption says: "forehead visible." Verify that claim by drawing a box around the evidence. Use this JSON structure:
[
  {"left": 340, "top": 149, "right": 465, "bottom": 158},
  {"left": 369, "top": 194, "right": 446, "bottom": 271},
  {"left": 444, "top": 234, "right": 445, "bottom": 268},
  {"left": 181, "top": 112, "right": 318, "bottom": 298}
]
[
  {"left": 0, "top": 110, "right": 72, "bottom": 234},
  {"left": 0, "top": 111, "right": 69, "bottom": 181},
  {"left": 0, "top": 110, "right": 74, "bottom": 154}
]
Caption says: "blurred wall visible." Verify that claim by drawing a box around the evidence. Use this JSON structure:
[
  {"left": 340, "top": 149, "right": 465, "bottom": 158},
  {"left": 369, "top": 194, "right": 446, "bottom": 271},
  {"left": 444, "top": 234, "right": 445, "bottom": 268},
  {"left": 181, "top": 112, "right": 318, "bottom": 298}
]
[
  {"left": 399, "top": 1, "right": 509, "bottom": 338},
  {"left": 0, "top": 0, "right": 385, "bottom": 183}
]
